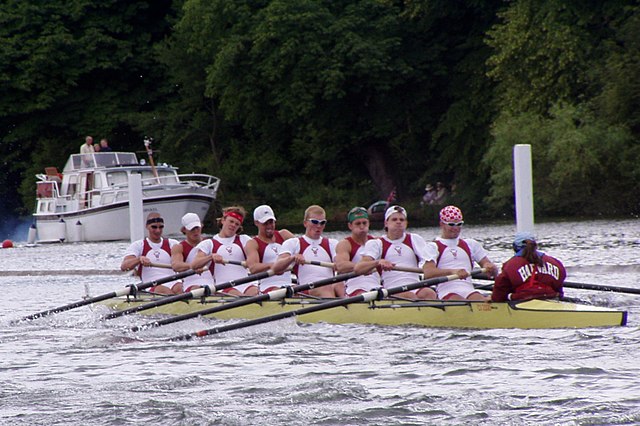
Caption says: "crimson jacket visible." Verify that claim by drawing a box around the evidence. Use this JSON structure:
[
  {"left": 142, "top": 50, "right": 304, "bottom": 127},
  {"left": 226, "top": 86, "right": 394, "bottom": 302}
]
[{"left": 492, "top": 254, "right": 566, "bottom": 302}]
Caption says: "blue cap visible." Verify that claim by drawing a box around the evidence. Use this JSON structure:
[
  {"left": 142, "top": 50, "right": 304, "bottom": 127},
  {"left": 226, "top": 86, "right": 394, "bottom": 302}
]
[{"left": 513, "top": 231, "right": 536, "bottom": 252}]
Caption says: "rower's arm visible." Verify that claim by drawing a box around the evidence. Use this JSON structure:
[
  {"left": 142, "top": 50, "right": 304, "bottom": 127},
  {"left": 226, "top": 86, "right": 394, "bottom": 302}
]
[
  {"left": 170, "top": 244, "right": 189, "bottom": 272},
  {"left": 244, "top": 239, "right": 271, "bottom": 274},
  {"left": 272, "top": 253, "right": 295, "bottom": 275},
  {"left": 422, "top": 260, "right": 468, "bottom": 279},
  {"left": 190, "top": 249, "right": 212, "bottom": 271},
  {"left": 354, "top": 256, "right": 379, "bottom": 275},
  {"left": 121, "top": 254, "right": 140, "bottom": 272},
  {"left": 334, "top": 240, "right": 354, "bottom": 273}
]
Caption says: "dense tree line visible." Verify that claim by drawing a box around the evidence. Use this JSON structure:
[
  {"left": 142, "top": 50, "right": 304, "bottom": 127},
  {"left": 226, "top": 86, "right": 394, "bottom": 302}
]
[{"left": 1, "top": 0, "right": 638, "bottom": 225}]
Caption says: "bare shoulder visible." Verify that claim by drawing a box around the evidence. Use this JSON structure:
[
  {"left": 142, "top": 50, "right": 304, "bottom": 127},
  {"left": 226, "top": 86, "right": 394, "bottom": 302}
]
[{"left": 279, "top": 229, "right": 295, "bottom": 240}]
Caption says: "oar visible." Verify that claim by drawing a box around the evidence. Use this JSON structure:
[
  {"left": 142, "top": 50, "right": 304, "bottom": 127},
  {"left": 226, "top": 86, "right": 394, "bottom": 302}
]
[
  {"left": 305, "top": 260, "right": 423, "bottom": 274},
  {"left": 170, "top": 269, "right": 485, "bottom": 341},
  {"left": 15, "top": 270, "right": 196, "bottom": 322},
  {"left": 130, "top": 272, "right": 358, "bottom": 332},
  {"left": 104, "top": 270, "right": 272, "bottom": 320},
  {"left": 563, "top": 281, "right": 640, "bottom": 295},
  {"left": 475, "top": 276, "right": 640, "bottom": 296}
]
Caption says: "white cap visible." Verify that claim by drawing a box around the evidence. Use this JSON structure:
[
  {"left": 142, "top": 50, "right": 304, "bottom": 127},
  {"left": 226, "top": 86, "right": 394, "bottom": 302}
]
[
  {"left": 253, "top": 205, "right": 276, "bottom": 223},
  {"left": 384, "top": 205, "right": 407, "bottom": 221},
  {"left": 181, "top": 213, "right": 202, "bottom": 230}
]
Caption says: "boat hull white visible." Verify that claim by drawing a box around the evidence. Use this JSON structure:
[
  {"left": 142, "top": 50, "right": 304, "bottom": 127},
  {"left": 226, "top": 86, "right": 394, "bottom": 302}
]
[
  {"left": 33, "top": 151, "right": 220, "bottom": 243},
  {"left": 35, "top": 194, "right": 213, "bottom": 242}
]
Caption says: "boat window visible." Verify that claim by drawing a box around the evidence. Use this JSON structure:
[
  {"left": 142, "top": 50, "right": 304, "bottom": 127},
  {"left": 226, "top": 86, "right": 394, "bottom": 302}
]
[
  {"left": 158, "top": 170, "right": 179, "bottom": 184},
  {"left": 115, "top": 153, "right": 137, "bottom": 165},
  {"left": 67, "top": 175, "right": 78, "bottom": 197},
  {"left": 95, "top": 153, "right": 117, "bottom": 167},
  {"left": 106, "top": 171, "right": 128, "bottom": 187}
]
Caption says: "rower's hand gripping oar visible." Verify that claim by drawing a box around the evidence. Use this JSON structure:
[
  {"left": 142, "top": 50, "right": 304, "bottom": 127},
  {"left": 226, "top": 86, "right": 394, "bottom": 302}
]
[
  {"left": 15, "top": 269, "right": 196, "bottom": 323},
  {"left": 104, "top": 269, "right": 274, "bottom": 320},
  {"left": 170, "top": 268, "right": 486, "bottom": 341},
  {"left": 129, "top": 271, "right": 359, "bottom": 332}
]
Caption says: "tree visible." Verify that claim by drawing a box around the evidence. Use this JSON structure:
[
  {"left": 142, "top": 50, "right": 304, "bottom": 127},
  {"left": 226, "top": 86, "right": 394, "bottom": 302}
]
[{"left": 0, "top": 0, "right": 175, "bottom": 214}]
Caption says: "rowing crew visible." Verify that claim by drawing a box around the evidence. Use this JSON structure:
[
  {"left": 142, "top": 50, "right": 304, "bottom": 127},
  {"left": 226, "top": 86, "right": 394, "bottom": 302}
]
[{"left": 120, "top": 204, "right": 566, "bottom": 302}]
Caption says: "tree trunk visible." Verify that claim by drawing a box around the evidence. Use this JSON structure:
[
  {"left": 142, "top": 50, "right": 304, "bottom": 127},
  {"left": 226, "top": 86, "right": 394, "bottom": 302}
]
[{"left": 361, "top": 144, "right": 397, "bottom": 200}]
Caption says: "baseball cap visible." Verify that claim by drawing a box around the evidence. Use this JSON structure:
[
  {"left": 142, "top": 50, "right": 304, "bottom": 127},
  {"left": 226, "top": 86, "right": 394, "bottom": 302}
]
[
  {"left": 181, "top": 213, "right": 202, "bottom": 230},
  {"left": 513, "top": 231, "right": 536, "bottom": 252},
  {"left": 347, "top": 206, "right": 368, "bottom": 223},
  {"left": 439, "top": 205, "right": 463, "bottom": 223},
  {"left": 253, "top": 205, "right": 276, "bottom": 223},
  {"left": 384, "top": 205, "right": 407, "bottom": 221}
]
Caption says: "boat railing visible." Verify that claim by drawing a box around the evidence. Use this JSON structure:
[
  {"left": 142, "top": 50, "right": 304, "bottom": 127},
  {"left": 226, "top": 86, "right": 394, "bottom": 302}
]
[{"left": 176, "top": 173, "right": 221, "bottom": 190}]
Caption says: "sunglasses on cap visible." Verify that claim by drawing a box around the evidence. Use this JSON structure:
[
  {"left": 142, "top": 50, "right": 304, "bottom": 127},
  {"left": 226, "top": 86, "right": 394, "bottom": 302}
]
[
  {"left": 445, "top": 221, "right": 464, "bottom": 227},
  {"left": 308, "top": 218, "right": 327, "bottom": 226}
]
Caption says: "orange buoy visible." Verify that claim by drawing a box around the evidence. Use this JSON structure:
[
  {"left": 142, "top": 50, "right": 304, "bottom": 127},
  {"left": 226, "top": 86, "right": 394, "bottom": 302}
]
[{"left": 2, "top": 239, "right": 13, "bottom": 248}]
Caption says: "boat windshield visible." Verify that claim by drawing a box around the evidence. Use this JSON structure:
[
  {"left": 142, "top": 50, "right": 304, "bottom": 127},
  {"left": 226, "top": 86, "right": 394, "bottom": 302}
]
[{"left": 64, "top": 152, "right": 139, "bottom": 172}]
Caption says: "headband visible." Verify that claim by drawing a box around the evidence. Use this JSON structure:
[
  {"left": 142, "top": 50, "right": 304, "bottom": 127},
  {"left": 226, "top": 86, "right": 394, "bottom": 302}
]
[
  {"left": 224, "top": 211, "right": 244, "bottom": 222},
  {"left": 146, "top": 217, "right": 164, "bottom": 225}
]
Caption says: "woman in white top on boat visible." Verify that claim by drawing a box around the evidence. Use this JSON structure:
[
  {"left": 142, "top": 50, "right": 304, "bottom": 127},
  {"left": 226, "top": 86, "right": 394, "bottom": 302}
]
[{"left": 191, "top": 206, "right": 256, "bottom": 296}]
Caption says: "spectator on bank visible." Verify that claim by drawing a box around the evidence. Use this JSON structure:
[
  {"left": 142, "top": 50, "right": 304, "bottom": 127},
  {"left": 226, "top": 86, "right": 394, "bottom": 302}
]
[
  {"left": 421, "top": 184, "right": 437, "bottom": 206},
  {"left": 433, "top": 182, "right": 448, "bottom": 205}
]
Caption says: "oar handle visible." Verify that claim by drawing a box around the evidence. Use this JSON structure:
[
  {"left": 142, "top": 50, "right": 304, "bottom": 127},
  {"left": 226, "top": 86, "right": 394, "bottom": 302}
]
[
  {"left": 303, "top": 260, "right": 335, "bottom": 268},
  {"left": 222, "top": 259, "right": 247, "bottom": 267},
  {"left": 149, "top": 262, "right": 173, "bottom": 269},
  {"left": 390, "top": 265, "right": 423, "bottom": 274}
]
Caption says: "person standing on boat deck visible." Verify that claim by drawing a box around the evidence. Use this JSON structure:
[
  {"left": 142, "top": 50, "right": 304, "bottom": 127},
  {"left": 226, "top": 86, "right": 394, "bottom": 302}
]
[
  {"left": 99, "top": 138, "right": 112, "bottom": 152},
  {"left": 492, "top": 232, "right": 566, "bottom": 302},
  {"left": 273, "top": 205, "right": 342, "bottom": 298},
  {"left": 244, "top": 205, "right": 295, "bottom": 294},
  {"left": 335, "top": 207, "right": 381, "bottom": 297},
  {"left": 422, "top": 205, "right": 498, "bottom": 301},
  {"left": 80, "top": 136, "right": 94, "bottom": 154},
  {"left": 355, "top": 205, "right": 437, "bottom": 300},
  {"left": 171, "top": 213, "right": 212, "bottom": 293},
  {"left": 191, "top": 206, "right": 256, "bottom": 296},
  {"left": 120, "top": 213, "right": 181, "bottom": 295}
]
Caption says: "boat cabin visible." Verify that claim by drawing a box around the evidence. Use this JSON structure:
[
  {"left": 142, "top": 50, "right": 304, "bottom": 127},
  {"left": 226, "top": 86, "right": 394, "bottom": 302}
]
[{"left": 35, "top": 152, "right": 181, "bottom": 214}]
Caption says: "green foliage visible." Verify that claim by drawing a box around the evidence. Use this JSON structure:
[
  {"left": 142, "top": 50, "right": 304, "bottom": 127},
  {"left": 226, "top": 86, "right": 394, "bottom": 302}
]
[{"left": 2, "top": 0, "right": 639, "bottom": 224}]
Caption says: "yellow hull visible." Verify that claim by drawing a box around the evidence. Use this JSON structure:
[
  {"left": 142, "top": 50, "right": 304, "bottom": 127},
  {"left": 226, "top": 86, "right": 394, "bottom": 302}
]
[{"left": 104, "top": 296, "right": 627, "bottom": 329}]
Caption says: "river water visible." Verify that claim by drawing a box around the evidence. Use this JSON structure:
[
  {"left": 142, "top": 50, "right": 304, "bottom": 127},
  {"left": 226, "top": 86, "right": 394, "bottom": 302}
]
[{"left": 1, "top": 219, "right": 639, "bottom": 425}]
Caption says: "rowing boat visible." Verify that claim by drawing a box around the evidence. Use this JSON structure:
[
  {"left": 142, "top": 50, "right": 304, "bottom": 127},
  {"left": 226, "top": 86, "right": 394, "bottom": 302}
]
[{"left": 103, "top": 295, "right": 627, "bottom": 329}]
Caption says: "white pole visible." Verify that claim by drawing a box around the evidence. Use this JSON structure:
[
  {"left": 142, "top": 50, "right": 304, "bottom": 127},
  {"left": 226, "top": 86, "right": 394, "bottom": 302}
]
[
  {"left": 129, "top": 174, "right": 144, "bottom": 243},
  {"left": 513, "top": 144, "right": 535, "bottom": 234}
]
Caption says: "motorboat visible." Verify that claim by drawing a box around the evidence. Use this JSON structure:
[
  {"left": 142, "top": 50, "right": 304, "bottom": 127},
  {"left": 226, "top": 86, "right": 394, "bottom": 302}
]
[{"left": 32, "top": 151, "right": 219, "bottom": 242}]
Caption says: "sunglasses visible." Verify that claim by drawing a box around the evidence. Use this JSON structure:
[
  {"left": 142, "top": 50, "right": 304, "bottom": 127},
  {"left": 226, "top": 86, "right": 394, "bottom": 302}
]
[
  {"left": 150, "top": 225, "right": 165, "bottom": 229},
  {"left": 445, "top": 222, "right": 464, "bottom": 227},
  {"left": 308, "top": 219, "right": 327, "bottom": 226}
]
